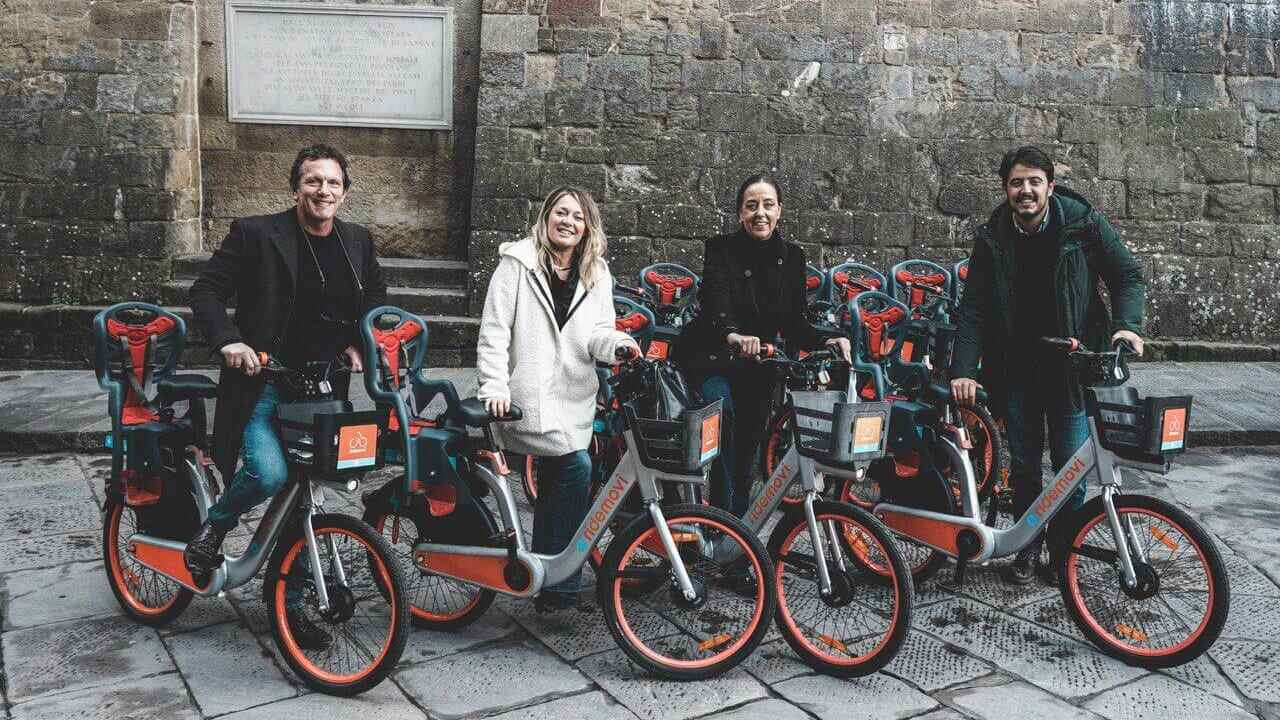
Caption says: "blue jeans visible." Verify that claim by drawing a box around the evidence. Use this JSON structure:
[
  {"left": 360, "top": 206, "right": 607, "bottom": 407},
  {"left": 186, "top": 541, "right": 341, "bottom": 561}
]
[
  {"left": 1005, "top": 384, "right": 1090, "bottom": 523},
  {"left": 206, "top": 383, "right": 305, "bottom": 605},
  {"left": 531, "top": 450, "right": 592, "bottom": 596}
]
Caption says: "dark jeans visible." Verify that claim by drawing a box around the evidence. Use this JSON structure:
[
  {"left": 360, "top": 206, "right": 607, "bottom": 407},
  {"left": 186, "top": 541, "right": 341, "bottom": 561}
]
[
  {"left": 531, "top": 450, "right": 593, "bottom": 595},
  {"left": 694, "top": 365, "right": 773, "bottom": 520},
  {"left": 1005, "top": 383, "right": 1090, "bottom": 527}
]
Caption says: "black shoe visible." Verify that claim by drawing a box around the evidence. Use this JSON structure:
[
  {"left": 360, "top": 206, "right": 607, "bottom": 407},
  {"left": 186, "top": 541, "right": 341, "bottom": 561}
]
[
  {"left": 285, "top": 608, "right": 333, "bottom": 650},
  {"left": 1001, "top": 540, "right": 1039, "bottom": 585},
  {"left": 719, "top": 561, "right": 758, "bottom": 599},
  {"left": 184, "top": 521, "right": 228, "bottom": 580},
  {"left": 535, "top": 591, "right": 578, "bottom": 614}
]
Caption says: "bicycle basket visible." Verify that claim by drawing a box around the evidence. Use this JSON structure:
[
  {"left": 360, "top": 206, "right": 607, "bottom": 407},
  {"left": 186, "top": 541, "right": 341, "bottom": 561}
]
[
  {"left": 275, "top": 401, "right": 387, "bottom": 476},
  {"left": 1085, "top": 388, "right": 1192, "bottom": 469},
  {"left": 789, "top": 390, "right": 892, "bottom": 466},
  {"left": 622, "top": 399, "right": 723, "bottom": 475}
]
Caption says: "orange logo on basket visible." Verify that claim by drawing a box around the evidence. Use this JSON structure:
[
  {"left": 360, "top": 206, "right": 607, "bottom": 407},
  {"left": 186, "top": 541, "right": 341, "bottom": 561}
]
[
  {"left": 853, "top": 416, "right": 883, "bottom": 454},
  {"left": 337, "top": 423, "right": 378, "bottom": 470},
  {"left": 700, "top": 414, "right": 721, "bottom": 462},
  {"left": 1160, "top": 408, "right": 1186, "bottom": 451},
  {"left": 645, "top": 340, "right": 670, "bottom": 359}
]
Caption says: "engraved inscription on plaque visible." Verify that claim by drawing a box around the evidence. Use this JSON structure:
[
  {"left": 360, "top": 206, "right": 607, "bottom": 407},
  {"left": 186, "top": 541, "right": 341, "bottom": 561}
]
[{"left": 225, "top": 1, "right": 453, "bottom": 129}]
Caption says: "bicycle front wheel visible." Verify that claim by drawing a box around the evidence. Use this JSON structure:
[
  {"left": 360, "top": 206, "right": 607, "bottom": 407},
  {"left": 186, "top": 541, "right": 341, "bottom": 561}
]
[
  {"left": 596, "top": 504, "right": 777, "bottom": 680},
  {"left": 265, "top": 513, "right": 409, "bottom": 696},
  {"left": 769, "top": 501, "right": 913, "bottom": 676},
  {"left": 1057, "top": 494, "right": 1230, "bottom": 669}
]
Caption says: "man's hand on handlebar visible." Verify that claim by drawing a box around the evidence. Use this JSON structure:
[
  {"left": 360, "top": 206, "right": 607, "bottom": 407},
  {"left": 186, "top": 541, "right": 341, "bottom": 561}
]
[
  {"left": 727, "top": 333, "right": 762, "bottom": 358},
  {"left": 221, "top": 342, "right": 261, "bottom": 376},
  {"left": 1111, "top": 330, "right": 1144, "bottom": 356},
  {"left": 950, "top": 377, "right": 982, "bottom": 406},
  {"left": 824, "top": 336, "right": 852, "bottom": 363},
  {"left": 485, "top": 397, "right": 511, "bottom": 418}
]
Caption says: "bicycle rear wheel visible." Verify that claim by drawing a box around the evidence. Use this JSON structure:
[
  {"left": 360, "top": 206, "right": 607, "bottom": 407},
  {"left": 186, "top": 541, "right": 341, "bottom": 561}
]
[
  {"left": 769, "top": 501, "right": 912, "bottom": 676},
  {"left": 1057, "top": 494, "right": 1230, "bottom": 669},
  {"left": 103, "top": 498, "right": 194, "bottom": 625},
  {"left": 266, "top": 513, "right": 409, "bottom": 696},
  {"left": 596, "top": 504, "right": 776, "bottom": 680}
]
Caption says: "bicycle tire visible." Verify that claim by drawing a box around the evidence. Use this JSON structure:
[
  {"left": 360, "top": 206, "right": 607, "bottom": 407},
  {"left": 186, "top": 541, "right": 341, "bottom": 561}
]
[
  {"left": 954, "top": 403, "right": 1005, "bottom": 500},
  {"left": 596, "top": 504, "right": 777, "bottom": 680},
  {"left": 769, "top": 501, "right": 913, "bottom": 676},
  {"left": 265, "top": 513, "right": 409, "bottom": 696},
  {"left": 102, "top": 497, "right": 194, "bottom": 625},
  {"left": 520, "top": 454, "right": 539, "bottom": 505},
  {"left": 363, "top": 497, "right": 497, "bottom": 630},
  {"left": 1057, "top": 494, "right": 1230, "bottom": 669}
]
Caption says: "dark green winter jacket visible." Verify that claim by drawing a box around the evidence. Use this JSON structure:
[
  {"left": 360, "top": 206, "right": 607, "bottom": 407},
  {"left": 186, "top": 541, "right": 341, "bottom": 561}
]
[{"left": 950, "top": 186, "right": 1146, "bottom": 413}]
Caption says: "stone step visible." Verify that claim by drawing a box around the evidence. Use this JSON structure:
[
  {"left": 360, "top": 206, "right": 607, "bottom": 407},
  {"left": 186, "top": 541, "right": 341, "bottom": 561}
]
[
  {"left": 160, "top": 280, "right": 468, "bottom": 316},
  {"left": 0, "top": 302, "right": 479, "bottom": 368},
  {"left": 172, "top": 254, "right": 469, "bottom": 289}
]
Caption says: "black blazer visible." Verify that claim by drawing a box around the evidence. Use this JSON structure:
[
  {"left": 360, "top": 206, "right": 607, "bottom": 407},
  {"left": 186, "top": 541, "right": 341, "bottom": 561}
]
[
  {"left": 190, "top": 208, "right": 387, "bottom": 479},
  {"left": 678, "top": 229, "right": 821, "bottom": 371}
]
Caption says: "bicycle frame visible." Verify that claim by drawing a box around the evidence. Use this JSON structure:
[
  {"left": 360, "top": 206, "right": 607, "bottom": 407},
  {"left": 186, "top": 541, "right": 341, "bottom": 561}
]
[
  {"left": 873, "top": 416, "right": 1147, "bottom": 588},
  {"left": 411, "top": 429, "right": 710, "bottom": 602}
]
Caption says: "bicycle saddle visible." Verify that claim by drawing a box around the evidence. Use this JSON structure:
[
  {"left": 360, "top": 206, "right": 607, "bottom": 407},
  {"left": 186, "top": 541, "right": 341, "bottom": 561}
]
[
  {"left": 157, "top": 374, "right": 218, "bottom": 401},
  {"left": 458, "top": 398, "right": 523, "bottom": 426}
]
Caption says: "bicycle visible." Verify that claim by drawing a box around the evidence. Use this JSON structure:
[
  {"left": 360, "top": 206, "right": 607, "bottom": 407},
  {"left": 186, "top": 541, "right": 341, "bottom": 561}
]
[
  {"left": 360, "top": 307, "right": 777, "bottom": 679},
  {"left": 867, "top": 335, "right": 1230, "bottom": 668},
  {"left": 93, "top": 302, "right": 409, "bottom": 696},
  {"left": 724, "top": 345, "right": 912, "bottom": 677}
]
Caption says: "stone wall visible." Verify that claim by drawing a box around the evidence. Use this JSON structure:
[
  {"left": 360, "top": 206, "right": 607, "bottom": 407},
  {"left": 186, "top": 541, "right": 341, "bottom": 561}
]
[
  {"left": 467, "top": 0, "right": 1280, "bottom": 342},
  {"left": 1, "top": 0, "right": 200, "bottom": 308},
  {"left": 197, "top": 0, "right": 481, "bottom": 259}
]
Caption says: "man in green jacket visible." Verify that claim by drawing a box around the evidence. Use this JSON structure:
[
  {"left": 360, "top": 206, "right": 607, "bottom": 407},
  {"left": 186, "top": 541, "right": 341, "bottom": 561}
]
[{"left": 950, "top": 146, "right": 1146, "bottom": 584}]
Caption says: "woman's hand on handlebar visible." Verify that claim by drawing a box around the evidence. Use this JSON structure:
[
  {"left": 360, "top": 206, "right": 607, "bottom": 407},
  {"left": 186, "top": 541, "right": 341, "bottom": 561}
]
[
  {"left": 727, "top": 332, "right": 762, "bottom": 358},
  {"left": 1111, "top": 330, "right": 1144, "bottom": 356},
  {"left": 824, "top": 336, "right": 852, "bottom": 363},
  {"left": 485, "top": 397, "right": 511, "bottom": 418},
  {"left": 950, "top": 377, "right": 982, "bottom": 406},
  {"left": 615, "top": 338, "right": 642, "bottom": 361},
  {"left": 221, "top": 342, "right": 261, "bottom": 376},
  {"left": 341, "top": 345, "right": 364, "bottom": 372}
]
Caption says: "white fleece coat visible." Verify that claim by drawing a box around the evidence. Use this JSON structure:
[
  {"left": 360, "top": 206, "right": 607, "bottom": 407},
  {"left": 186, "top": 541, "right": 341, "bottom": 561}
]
[{"left": 475, "top": 237, "right": 632, "bottom": 456}]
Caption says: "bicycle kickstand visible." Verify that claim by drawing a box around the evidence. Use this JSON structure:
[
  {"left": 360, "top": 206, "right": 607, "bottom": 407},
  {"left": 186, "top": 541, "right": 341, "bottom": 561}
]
[{"left": 939, "top": 530, "right": 982, "bottom": 593}]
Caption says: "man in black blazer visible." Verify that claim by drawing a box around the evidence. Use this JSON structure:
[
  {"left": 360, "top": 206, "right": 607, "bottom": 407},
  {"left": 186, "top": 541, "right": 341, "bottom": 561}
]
[{"left": 187, "top": 145, "right": 387, "bottom": 642}]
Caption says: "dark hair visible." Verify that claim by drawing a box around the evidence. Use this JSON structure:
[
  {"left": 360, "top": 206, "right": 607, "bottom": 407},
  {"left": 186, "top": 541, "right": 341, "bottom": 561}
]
[
  {"left": 998, "top": 146, "right": 1054, "bottom": 185},
  {"left": 736, "top": 173, "right": 783, "bottom": 211},
  {"left": 289, "top": 144, "right": 352, "bottom": 191}
]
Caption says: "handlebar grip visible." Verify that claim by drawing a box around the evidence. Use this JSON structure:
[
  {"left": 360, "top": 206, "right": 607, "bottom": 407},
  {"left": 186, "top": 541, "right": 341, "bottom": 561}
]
[
  {"left": 759, "top": 343, "right": 776, "bottom": 359},
  {"left": 257, "top": 351, "right": 269, "bottom": 365},
  {"left": 1040, "top": 337, "right": 1080, "bottom": 352},
  {"left": 1113, "top": 337, "right": 1137, "bottom": 354}
]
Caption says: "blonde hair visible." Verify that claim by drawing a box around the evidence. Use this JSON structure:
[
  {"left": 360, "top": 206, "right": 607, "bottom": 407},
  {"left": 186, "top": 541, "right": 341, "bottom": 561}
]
[{"left": 533, "top": 186, "right": 607, "bottom": 287}]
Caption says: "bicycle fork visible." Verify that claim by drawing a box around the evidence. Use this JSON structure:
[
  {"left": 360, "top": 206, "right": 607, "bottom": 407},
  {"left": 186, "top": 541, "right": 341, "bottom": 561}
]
[
  {"left": 300, "top": 481, "right": 346, "bottom": 613},
  {"left": 646, "top": 501, "right": 700, "bottom": 601},
  {"left": 803, "top": 491, "right": 836, "bottom": 597}
]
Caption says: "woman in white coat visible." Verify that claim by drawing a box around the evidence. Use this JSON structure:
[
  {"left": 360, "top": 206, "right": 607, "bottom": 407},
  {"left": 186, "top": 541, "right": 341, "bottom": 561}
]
[{"left": 477, "top": 186, "right": 640, "bottom": 612}]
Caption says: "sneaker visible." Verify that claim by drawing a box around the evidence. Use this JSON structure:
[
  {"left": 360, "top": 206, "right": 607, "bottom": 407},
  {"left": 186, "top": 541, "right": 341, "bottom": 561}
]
[
  {"left": 1001, "top": 540, "right": 1039, "bottom": 585},
  {"left": 534, "top": 591, "right": 579, "bottom": 614},
  {"left": 285, "top": 608, "right": 333, "bottom": 650},
  {"left": 183, "top": 521, "right": 228, "bottom": 580}
]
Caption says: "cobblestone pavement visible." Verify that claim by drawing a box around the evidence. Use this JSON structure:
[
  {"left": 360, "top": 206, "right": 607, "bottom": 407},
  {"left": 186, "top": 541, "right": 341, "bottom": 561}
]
[{"left": 1, "top": 449, "right": 1277, "bottom": 720}]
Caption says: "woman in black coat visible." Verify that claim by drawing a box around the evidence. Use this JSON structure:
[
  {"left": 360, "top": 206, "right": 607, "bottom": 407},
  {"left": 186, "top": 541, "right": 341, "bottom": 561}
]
[{"left": 679, "top": 174, "right": 850, "bottom": 518}]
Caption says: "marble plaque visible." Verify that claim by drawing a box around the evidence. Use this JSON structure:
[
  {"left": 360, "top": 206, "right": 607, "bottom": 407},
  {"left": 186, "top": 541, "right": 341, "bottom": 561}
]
[{"left": 225, "top": 1, "right": 453, "bottom": 129}]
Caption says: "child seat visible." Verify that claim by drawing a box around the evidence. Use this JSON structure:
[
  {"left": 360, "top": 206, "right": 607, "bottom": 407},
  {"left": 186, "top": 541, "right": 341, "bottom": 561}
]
[
  {"left": 889, "top": 259, "right": 952, "bottom": 312},
  {"left": 847, "top": 292, "right": 928, "bottom": 399},
  {"left": 827, "top": 262, "right": 886, "bottom": 304},
  {"left": 92, "top": 302, "right": 216, "bottom": 506},
  {"left": 639, "top": 262, "right": 700, "bottom": 308},
  {"left": 804, "top": 263, "right": 826, "bottom": 305},
  {"left": 952, "top": 258, "right": 969, "bottom": 304}
]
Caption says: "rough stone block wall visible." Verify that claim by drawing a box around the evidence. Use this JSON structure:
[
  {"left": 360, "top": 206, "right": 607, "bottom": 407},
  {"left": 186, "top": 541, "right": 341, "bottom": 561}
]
[
  {"left": 0, "top": 0, "right": 200, "bottom": 307},
  {"left": 467, "top": 0, "right": 1280, "bottom": 343},
  {"left": 198, "top": 0, "right": 480, "bottom": 259}
]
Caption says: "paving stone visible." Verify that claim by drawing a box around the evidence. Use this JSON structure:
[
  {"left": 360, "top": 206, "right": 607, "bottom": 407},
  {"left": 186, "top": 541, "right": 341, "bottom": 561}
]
[
  {"left": 0, "top": 561, "right": 119, "bottom": 630},
  {"left": 1219, "top": 594, "right": 1280, "bottom": 642},
  {"left": 909, "top": 710, "right": 970, "bottom": 720},
  {"left": 219, "top": 678, "right": 424, "bottom": 720},
  {"left": 1159, "top": 654, "right": 1247, "bottom": 707},
  {"left": 1211, "top": 640, "right": 1280, "bottom": 703},
  {"left": 576, "top": 649, "right": 768, "bottom": 720},
  {"left": 157, "top": 596, "right": 241, "bottom": 635},
  {"left": 702, "top": 698, "right": 813, "bottom": 720},
  {"left": 2, "top": 616, "right": 173, "bottom": 702},
  {"left": 396, "top": 639, "right": 591, "bottom": 719},
  {"left": 0, "top": 455, "right": 86, "bottom": 488},
  {"left": 772, "top": 672, "right": 938, "bottom": 720},
  {"left": 914, "top": 599, "right": 1147, "bottom": 699},
  {"left": 0, "top": 498, "right": 100, "bottom": 541},
  {"left": 738, "top": 640, "right": 813, "bottom": 684},
  {"left": 952, "top": 560, "right": 1060, "bottom": 609},
  {"left": 0, "top": 530, "right": 99, "bottom": 572},
  {"left": 498, "top": 594, "right": 684, "bottom": 662},
  {"left": 484, "top": 690, "right": 640, "bottom": 720},
  {"left": 1083, "top": 673, "right": 1259, "bottom": 720},
  {"left": 884, "top": 630, "right": 993, "bottom": 691},
  {"left": 1222, "top": 551, "right": 1280, "bottom": 597},
  {"left": 164, "top": 621, "right": 297, "bottom": 715},
  {"left": 1009, "top": 596, "right": 1082, "bottom": 639},
  {"left": 0, "top": 477, "right": 94, "bottom": 510},
  {"left": 400, "top": 606, "right": 523, "bottom": 664},
  {"left": 944, "top": 677, "right": 1105, "bottom": 720},
  {"left": 8, "top": 673, "right": 199, "bottom": 720}
]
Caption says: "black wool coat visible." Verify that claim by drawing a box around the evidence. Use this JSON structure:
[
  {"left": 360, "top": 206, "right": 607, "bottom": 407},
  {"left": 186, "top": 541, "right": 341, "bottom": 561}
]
[
  {"left": 677, "top": 229, "right": 822, "bottom": 371},
  {"left": 190, "top": 209, "right": 388, "bottom": 481}
]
